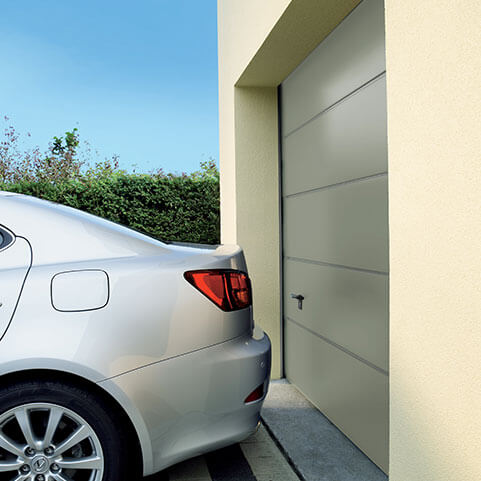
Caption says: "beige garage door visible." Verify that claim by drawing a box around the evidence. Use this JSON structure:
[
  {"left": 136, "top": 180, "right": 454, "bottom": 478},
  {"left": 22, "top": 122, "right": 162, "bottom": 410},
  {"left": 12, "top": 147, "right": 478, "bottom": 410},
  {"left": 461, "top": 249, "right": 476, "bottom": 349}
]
[{"left": 281, "top": 0, "right": 389, "bottom": 472}]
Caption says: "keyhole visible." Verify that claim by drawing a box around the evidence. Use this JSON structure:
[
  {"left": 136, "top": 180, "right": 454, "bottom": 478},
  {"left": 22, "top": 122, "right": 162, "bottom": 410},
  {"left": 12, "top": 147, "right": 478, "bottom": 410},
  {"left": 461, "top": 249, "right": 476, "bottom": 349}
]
[{"left": 290, "top": 293, "right": 304, "bottom": 310}]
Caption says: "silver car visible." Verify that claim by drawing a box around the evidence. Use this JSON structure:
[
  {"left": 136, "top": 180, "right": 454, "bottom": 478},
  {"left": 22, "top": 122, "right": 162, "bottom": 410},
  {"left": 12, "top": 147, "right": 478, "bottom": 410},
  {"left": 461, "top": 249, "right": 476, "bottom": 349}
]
[{"left": 0, "top": 191, "right": 271, "bottom": 481}]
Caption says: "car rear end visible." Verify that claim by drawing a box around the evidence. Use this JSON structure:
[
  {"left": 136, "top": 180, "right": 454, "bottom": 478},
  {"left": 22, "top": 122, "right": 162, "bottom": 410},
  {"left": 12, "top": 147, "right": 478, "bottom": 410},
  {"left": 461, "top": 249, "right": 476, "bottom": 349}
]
[{"left": 99, "top": 242, "right": 272, "bottom": 476}]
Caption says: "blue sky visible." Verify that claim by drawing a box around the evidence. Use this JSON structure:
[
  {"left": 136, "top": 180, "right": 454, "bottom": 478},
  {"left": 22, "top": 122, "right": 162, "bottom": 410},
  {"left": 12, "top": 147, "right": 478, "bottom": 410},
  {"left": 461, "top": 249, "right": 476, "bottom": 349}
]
[{"left": 0, "top": 0, "right": 219, "bottom": 174}]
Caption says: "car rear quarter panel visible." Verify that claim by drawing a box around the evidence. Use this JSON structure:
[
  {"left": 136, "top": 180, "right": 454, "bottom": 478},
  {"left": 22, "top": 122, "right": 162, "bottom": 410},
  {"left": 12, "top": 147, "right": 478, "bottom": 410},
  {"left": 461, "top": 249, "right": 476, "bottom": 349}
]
[
  {"left": 0, "top": 195, "right": 251, "bottom": 380},
  {"left": 0, "top": 250, "right": 252, "bottom": 379}
]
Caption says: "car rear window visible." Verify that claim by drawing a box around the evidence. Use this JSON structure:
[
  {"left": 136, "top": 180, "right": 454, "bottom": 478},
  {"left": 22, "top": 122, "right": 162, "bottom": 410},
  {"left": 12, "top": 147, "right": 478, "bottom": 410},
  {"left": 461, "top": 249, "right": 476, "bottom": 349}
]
[{"left": 0, "top": 227, "right": 15, "bottom": 251}]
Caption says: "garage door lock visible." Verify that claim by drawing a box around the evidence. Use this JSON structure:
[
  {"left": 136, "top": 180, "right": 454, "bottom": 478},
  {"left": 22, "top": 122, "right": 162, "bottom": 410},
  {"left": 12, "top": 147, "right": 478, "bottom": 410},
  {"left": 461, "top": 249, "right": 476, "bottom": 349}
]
[{"left": 290, "top": 293, "right": 304, "bottom": 310}]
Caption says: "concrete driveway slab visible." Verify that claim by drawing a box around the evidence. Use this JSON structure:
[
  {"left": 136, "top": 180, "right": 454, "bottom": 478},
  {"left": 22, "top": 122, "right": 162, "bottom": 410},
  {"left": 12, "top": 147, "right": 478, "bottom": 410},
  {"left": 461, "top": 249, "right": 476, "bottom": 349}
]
[{"left": 261, "top": 380, "right": 388, "bottom": 481}]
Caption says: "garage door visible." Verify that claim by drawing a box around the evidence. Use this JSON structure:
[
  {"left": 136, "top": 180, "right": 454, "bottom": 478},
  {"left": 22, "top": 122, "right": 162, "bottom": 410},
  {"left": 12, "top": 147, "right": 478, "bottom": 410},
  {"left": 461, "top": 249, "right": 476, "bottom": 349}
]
[{"left": 281, "top": 0, "right": 388, "bottom": 472}]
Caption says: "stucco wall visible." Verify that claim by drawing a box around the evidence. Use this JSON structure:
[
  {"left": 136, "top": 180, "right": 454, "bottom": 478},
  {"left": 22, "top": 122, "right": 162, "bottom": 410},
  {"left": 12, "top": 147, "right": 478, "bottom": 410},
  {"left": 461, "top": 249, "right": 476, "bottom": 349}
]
[
  {"left": 386, "top": 1, "right": 481, "bottom": 480},
  {"left": 234, "top": 87, "right": 281, "bottom": 378},
  {"left": 217, "top": 0, "right": 291, "bottom": 246}
]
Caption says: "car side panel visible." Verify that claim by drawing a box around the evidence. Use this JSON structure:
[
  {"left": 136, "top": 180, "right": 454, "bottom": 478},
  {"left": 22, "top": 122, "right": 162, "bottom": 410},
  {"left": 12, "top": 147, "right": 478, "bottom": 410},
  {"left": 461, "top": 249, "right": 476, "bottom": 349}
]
[
  {"left": 0, "top": 238, "right": 32, "bottom": 339},
  {"left": 0, "top": 253, "right": 252, "bottom": 379}
]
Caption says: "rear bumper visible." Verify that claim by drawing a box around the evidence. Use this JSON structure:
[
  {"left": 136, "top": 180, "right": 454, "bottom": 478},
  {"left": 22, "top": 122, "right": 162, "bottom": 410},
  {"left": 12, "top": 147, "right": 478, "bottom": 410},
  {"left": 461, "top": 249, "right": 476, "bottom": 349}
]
[{"left": 105, "top": 331, "right": 271, "bottom": 476}]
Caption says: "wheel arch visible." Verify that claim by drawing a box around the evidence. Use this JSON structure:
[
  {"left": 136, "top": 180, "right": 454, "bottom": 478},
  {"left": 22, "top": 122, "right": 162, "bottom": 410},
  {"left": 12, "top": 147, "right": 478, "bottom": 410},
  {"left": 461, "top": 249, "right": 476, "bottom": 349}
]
[{"left": 0, "top": 368, "right": 152, "bottom": 475}]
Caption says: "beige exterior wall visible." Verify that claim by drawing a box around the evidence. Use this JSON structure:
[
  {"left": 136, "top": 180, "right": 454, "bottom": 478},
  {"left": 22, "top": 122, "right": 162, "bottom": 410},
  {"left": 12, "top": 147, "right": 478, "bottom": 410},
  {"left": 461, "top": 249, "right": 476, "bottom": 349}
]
[
  {"left": 386, "top": 1, "right": 481, "bottom": 480},
  {"left": 233, "top": 86, "right": 282, "bottom": 378},
  {"left": 217, "top": 0, "right": 291, "bottom": 247},
  {"left": 218, "top": 0, "right": 480, "bottom": 477}
]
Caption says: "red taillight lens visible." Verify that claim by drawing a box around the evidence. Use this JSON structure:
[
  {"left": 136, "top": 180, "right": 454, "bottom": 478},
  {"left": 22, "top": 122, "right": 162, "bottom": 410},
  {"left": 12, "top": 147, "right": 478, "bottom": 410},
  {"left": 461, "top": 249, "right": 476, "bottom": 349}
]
[
  {"left": 184, "top": 270, "right": 252, "bottom": 312},
  {"left": 244, "top": 384, "right": 264, "bottom": 404}
]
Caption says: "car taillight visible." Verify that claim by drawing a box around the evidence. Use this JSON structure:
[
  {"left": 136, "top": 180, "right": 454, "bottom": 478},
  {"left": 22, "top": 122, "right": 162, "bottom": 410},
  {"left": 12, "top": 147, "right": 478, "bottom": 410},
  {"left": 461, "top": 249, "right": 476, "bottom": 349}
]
[
  {"left": 184, "top": 270, "right": 252, "bottom": 312},
  {"left": 244, "top": 384, "right": 264, "bottom": 404}
]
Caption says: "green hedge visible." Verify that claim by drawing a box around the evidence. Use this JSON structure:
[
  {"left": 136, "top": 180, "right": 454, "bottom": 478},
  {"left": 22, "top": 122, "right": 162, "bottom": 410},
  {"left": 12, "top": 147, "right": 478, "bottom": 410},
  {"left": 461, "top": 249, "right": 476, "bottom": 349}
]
[{"left": 2, "top": 173, "right": 220, "bottom": 244}]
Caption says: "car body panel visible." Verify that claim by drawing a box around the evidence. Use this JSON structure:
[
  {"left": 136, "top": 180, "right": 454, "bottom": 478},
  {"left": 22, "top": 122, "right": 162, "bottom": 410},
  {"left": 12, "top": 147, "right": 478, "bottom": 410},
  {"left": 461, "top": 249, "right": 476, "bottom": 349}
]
[
  {"left": 0, "top": 194, "right": 252, "bottom": 378},
  {"left": 100, "top": 332, "right": 271, "bottom": 476},
  {"left": 0, "top": 253, "right": 253, "bottom": 379},
  {"left": 0, "top": 236, "right": 32, "bottom": 339}
]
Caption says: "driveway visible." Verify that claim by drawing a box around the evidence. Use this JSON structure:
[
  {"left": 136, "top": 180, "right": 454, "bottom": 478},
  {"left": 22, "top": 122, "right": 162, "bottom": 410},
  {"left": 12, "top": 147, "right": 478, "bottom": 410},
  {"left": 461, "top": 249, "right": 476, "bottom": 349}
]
[{"left": 144, "top": 425, "right": 300, "bottom": 481}]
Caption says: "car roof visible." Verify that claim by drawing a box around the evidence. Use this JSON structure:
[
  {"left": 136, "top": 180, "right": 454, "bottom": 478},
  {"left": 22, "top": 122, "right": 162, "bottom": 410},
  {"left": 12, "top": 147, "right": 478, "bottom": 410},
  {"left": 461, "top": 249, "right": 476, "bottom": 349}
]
[{"left": 0, "top": 193, "right": 169, "bottom": 264}]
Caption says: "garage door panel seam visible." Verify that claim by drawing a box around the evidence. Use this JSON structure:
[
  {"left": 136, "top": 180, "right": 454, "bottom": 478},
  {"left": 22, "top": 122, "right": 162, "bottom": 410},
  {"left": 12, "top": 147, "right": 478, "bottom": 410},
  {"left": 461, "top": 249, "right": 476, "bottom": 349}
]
[
  {"left": 284, "top": 256, "right": 388, "bottom": 277},
  {"left": 283, "top": 70, "right": 386, "bottom": 139},
  {"left": 283, "top": 172, "right": 388, "bottom": 199},
  {"left": 286, "top": 316, "right": 388, "bottom": 377}
]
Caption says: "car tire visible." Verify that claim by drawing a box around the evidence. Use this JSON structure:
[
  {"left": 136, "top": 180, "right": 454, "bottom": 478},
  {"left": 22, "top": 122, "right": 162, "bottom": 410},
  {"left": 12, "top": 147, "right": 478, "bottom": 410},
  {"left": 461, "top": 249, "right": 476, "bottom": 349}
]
[{"left": 0, "top": 378, "right": 140, "bottom": 481}]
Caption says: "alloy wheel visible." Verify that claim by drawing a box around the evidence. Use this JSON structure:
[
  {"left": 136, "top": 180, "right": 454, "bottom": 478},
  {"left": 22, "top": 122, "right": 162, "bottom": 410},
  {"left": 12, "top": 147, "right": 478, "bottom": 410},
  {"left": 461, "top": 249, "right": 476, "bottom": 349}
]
[{"left": 0, "top": 403, "right": 104, "bottom": 481}]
